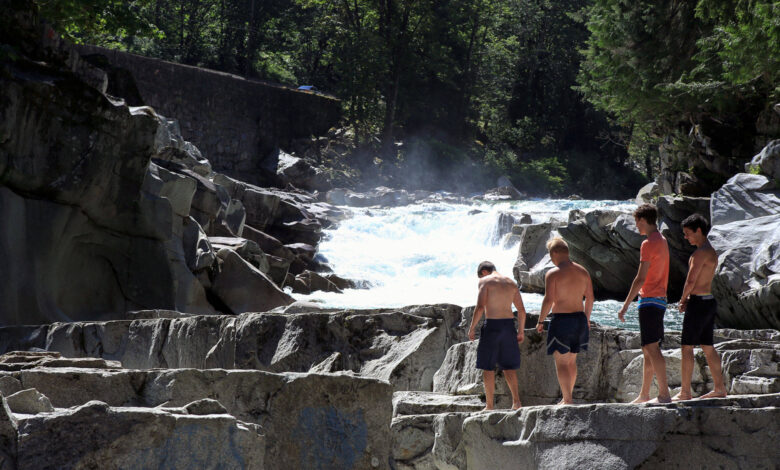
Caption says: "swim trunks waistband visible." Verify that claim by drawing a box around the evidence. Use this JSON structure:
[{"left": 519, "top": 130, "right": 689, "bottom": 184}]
[
  {"left": 549, "top": 312, "right": 586, "bottom": 318},
  {"left": 484, "top": 318, "right": 515, "bottom": 324},
  {"left": 689, "top": 294, "right": 714, "bottom": 300},
  {"left": 638, "top": 296, "right": 667, "bottom": 309}
]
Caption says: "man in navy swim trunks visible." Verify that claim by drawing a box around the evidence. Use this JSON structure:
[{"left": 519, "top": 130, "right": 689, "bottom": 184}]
[
  {"left": 468, "top": 261, "right": 527, "bottom": 410},
  {"left": 536, "top": 238, "right": 594, "bottom": 405},
  {"left": 618, "top": 204, "right": 671, "bottom": 403},
  {"left": 673, "top": 213, "right": 727, "bottom": 400}
]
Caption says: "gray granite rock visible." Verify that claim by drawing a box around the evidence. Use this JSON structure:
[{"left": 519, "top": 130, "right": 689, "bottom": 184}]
[{"left": 4, "top": 389, "right": 53, "bottom": 415}]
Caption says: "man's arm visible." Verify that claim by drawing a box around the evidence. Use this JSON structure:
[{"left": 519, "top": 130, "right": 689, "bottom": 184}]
[
  {"left": 584, "top": 274, "right": 595, "bottom": 327},
  {"left": 468, "top": 281, "right": 488, "bottom": 341},
  {"left": 536, "top": 270, "right": 555, "bottom": 333},
  {"left": 618, "top": 261, "right": 650, "bottom": 322},
  {"left": 513, "top": 288, "right": 527, "bottom": 343},
  {"left": 679, "top": 251, "right": 704, "bottom": 313}
]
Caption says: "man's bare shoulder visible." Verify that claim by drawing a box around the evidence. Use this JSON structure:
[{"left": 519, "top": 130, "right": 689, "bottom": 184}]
[
  {"left": 545, "top": 266, "right": 560, "bottom": 279},
  {"left": 693, "top": 245, "right": 718, "bottom": 263},
  {"left": 572, "top": 262, "right": 591, "bottom": 277}
]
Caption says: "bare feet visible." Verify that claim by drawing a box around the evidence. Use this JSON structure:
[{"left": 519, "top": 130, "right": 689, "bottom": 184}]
[
  {"left": 671, "top": 392, "right": 692, "bottom": 402},
  {"left": 556, "top": 399, "right": 573, "bottom": 405},
  {"left": 629, "top": 395, "right": 651, "bottom": 404},
  {"left": 481, "top": 406, "right": 494, "bottom": 412},
  {"left": 697, "top": 390, "right": 727, "bottom": 399},
  {"left": 647, "top": 396, "right": 672, "bottom": 404},
  {"left": 511, "top": 402, "right": 522, "bottom": 410}
]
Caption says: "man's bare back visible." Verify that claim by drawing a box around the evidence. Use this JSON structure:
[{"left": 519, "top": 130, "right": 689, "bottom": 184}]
[
  {"left": 478, "top": 273, "right": 523, "bottom": 319},
  {"left": 687, "top": 244, "right": 717, "bottom": 295},
  {"left": 546, "top": 261, "right": 593, "bottom": 315}
]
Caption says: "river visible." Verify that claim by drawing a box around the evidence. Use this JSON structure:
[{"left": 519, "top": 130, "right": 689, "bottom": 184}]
[{"left": 297, "top": 198, "right": 683, "bottom": 332}]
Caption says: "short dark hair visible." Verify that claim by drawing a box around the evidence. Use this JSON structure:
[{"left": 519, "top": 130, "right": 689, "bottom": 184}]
[
  {"left": 633, "top": 204, "right": 658, "bottom": 225},
  {"left": 682, "top": 213, "right": 710, "bottom": 235},
  {"left": 477, "top": 261, "right": 496, "bottom": 276}
]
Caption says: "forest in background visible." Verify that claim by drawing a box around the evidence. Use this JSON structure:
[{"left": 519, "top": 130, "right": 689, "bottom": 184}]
[{"left": 38, "top": 0, "right": 778, "bottom": 197}]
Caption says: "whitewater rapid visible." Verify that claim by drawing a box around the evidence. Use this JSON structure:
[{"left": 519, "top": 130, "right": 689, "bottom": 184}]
[{"left": 296, "top": 198, "right": 683, "bottom": 331}]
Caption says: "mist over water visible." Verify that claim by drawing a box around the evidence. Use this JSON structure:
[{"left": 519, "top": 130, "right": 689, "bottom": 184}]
[{"left": 298, "top": 198, "right": 683, "bottom": 332}]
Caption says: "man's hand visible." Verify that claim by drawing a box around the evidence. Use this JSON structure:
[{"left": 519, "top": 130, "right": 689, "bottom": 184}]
[
  {"left": 468, "top": 327, "right": 476, "bottom": 341},
  {"left": 536, "top": 322, "right": 544, "bottom": 334},
  {"left": 679, "top": 297, "right": 688, "bottom": 313},
  {"left": 618, "top": 305, "right": 628, "bottom": 322},
  {"left": 517, "top": 330, "right": 525, "bottom": 343}
]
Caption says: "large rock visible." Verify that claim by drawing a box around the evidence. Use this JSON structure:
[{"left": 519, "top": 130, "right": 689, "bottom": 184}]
[
  {"left": 0, "top": 305, "right": 466, "bottom": 392},
  {"left": 745, "top": 139, "right": 780, "bottom": 180},
  {"left": 512, "top": 222, "right": 557, "bottom": 293},
  {"left": 0, "top": 8, "right": 223, "bottom": 324},
  {"left": 1, "top": 367, "right": 392, "bottom": 470},
  {"left": 709, "top": 172, "right": 780, "bottom": 329},
  {"left": 15, "top": 400, "right": 264, "bottom": 469},
  {"left": 0, "top": 395, "right": 17, "bottom": 470},
  {"left": 4, "top": 389, "right": 53, "bottom": 415},
  {"left": 710, "top": 173, "right": 780, "bottom": 225},
  {"left": 210, "top": 249, "right": 293, "bottom": 314},
  {"left": 459, "top": 396, "right": 780, "bottom": 469}
]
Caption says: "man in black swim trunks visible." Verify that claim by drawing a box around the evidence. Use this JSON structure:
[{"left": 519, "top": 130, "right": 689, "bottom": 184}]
[
  {"left": 468, "top": 261, "right": 527, "bottom": 410},
  {"left": 674, "top": 213, "right": 728, "bottom": 400},
  {"left": 536, "top": 238, "right": 594, "bottom": 405}
]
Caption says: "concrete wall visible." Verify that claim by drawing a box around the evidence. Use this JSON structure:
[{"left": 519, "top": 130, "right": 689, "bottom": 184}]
[{"left": 75, "top": 45, "right": 341, "bottom": 185}]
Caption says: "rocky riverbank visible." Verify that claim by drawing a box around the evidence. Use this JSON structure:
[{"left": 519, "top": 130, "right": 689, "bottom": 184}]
[{"left": 0, "top": 306, "right": 778, "bottom": 468}]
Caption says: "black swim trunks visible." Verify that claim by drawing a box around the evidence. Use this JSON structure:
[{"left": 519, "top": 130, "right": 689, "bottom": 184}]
[
  {"left": 638, "top": 301, "right": 666, "bottom": 346},
  {"left": 681, "top": 294, "right": 717, "bottom": 346},
  {"left": 476, "top": 318, "right": 521, "bottom": 370},
  {"left": 546, "top": 312, "right": 589, "bottom": 355}
]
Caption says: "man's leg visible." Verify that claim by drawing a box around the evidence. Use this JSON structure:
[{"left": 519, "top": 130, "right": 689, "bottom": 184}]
[
  {"left": 483, "top": 370, "right": 495, "bottom": 410},
  {"left": 502, "top": 369, "right": 522, "bottom": 409},
  {"left": 673, "top": 345, "right": 695, "bottom": 401},
  {"left": 699, "top": 345, "right": 727, "bottom": 398},
  {"left": 645, "top": 342, "right": 671, "bottom": 403},
  {"left": 553, "top": 352, "right": 576, "bottom": 404},
  {"left": 631, "top": 347, "right": 655, "bottom": 403}
]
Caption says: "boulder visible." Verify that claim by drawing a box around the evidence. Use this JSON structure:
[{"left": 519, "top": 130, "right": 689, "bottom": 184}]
[
  {"left": 709, "top": 172, "right": 780, "bottom": 329},
  {"left": 0, "top": 305, "right": 466, "bottom": 392},
  {"left": 745, "top": 139, "right": 780, "bottom": 180},
  {"left": 4, "top": 389, "right": 54, "bottom": 415},
  {"left": 0, "top": 395, "right": 17, "bottom": 470},
  {"left": 2, "top": 368, "right": 392, "bottom": 470},
  {"left": 292, "top": 270, "right": 342, "bottom": 294},
  {"left": 15, "top": 400, "right": 264, "bottom": 469},
  {"left": 209, "top": 237, "right": 270, "bottom": 273},
  {"left": 512, "top": 222, "right": 557, "bottom": 293},
  {"left": 276, "top": 151, "right": 321, "bottom": 190},
  {"left": 710, "top": 173, "right": 780, "bottom": 226},
  {"left": 635, "top": 181, "right": 661, "bottom": 205},
  {"left": 459, "top": 397, "right": 780, "bottom": 469},
  {"left": 210, "top": 249, "right": 293, "bottom": 314}
]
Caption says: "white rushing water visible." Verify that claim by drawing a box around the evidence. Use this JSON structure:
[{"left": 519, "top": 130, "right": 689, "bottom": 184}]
[{"left": 297, "top": 198, "right": 683, "bottom": 331}]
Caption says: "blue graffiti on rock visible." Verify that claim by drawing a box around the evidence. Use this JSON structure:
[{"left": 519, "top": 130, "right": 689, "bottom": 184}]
[{"left": 293, "top": 406, "right": 368, "bottom": 470}]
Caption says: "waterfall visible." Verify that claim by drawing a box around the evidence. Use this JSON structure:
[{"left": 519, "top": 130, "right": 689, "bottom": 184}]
[{"left": 297, "top": 198, "right": 681, "bottom": 331}]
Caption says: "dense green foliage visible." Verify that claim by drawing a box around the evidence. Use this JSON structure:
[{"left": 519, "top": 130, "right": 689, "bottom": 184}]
[
  {"left": 578, "top": 0, "right": 779, "bottom": 186},
  {"left": 38, "top": 0, "right": 658, "bottom": 196}
]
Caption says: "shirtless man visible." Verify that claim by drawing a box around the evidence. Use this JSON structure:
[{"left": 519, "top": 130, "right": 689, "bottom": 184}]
[
  {"left": 673, "top": 213, "right": 727, "bottom": 400},
  {"left": 468, "top": 261, "right": 527, "bottom": 410},
  {"left": 618, "top": 204, "right": 671, "bottom": 404},
  {"left": 536, "top": 238, "right": 594, "bottom": 405}
]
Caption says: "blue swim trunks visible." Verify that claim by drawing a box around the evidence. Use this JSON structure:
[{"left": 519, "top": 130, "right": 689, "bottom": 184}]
[
  {"left": 476, "top": 318, "right": 521, "bottom": 370},
  {"left": 546, "top": 312, "right": 589, "bottom": 355}
]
